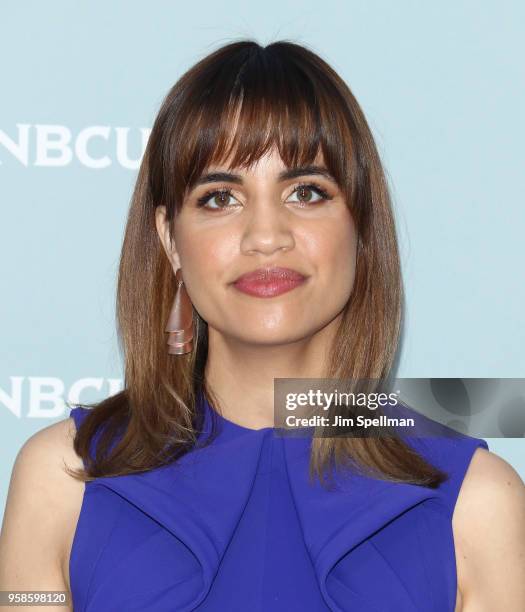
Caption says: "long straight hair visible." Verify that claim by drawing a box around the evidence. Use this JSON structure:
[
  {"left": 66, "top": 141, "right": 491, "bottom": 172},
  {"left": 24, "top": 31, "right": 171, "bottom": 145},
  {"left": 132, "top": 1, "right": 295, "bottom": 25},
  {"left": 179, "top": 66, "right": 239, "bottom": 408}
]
[{"left": 67, "top": 40, "right": 448, "bottom": 490}]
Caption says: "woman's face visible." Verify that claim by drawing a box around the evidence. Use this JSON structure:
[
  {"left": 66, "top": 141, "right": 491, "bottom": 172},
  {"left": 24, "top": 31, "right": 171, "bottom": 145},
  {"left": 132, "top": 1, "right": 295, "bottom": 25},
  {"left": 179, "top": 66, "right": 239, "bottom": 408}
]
[{"left": 155, "top": 146, "right": 358, "bottom": 347}]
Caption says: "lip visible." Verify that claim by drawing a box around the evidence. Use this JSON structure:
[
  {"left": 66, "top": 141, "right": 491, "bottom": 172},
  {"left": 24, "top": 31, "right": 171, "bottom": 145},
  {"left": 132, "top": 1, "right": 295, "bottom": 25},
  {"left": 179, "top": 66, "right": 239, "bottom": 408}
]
[{"left": 232, "top": 266, "right": 308, "bottom": 298}]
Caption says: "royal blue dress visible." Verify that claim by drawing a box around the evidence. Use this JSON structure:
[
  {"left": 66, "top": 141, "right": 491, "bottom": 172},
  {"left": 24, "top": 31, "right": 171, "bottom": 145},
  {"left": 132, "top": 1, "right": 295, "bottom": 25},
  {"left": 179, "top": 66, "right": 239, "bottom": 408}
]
[{"left": 68, "top": 394, "right": 489, "bottom": 611}]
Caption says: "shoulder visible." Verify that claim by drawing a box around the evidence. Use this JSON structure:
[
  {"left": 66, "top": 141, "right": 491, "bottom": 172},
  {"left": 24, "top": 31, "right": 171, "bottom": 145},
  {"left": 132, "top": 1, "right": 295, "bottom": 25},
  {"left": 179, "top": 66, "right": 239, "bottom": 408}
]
[
  {"left": 453, "top": 447, "right": 525, "bottom": 609},
  {"left": 0, "top": 416, "right": 85, "bottom": 592},
  {"left": 6, "top": 416, "right": 83, "bottom": 494}
]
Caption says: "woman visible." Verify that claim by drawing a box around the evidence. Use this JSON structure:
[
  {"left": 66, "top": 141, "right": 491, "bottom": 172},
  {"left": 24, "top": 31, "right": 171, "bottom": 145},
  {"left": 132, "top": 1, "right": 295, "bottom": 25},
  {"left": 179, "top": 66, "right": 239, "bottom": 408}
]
[{"left": 1, "top": 40, "right": 524, "bottom": 612}]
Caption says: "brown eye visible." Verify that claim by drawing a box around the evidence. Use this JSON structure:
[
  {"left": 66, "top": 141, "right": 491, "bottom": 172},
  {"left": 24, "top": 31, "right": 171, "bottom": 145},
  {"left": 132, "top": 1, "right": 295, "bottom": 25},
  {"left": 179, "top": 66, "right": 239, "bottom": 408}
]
[
  {"left": 286, "top": 183, "right": 332, "bottom": 205},
  {"left": 196, "top": 188, "right": 239, "bottom": 210},
  {"left": 297, "top": 186, "right": 316, "bottom": 202}
]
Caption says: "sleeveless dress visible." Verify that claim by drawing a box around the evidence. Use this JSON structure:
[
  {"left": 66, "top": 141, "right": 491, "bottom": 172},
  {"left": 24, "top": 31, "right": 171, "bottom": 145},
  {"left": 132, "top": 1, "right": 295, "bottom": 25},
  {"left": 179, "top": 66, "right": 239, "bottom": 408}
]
[{"left": 68, "top": 395, "right": 489, "bottom": 612}]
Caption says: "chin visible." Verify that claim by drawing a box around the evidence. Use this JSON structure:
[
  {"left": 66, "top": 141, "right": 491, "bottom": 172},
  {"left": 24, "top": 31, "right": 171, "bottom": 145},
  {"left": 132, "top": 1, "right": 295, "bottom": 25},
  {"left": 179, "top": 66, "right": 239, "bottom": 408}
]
[{"left": 229, "top": 322, "right": 319, "bottom": 347}]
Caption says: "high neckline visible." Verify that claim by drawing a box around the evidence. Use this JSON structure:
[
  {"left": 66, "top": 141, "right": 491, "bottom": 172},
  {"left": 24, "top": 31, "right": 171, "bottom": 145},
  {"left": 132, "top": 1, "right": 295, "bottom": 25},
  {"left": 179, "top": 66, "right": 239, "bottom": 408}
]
[
  {"left": 211, "top": 405, "right": 275, "bottom": 433},
  {"left": 69, "top": 402, "right": 489, "bottom": 612},
  {"left": 197, "top": 392, "right": 315, "bottom": 439},
  {"left": 198, "top": 392, "right": 274, "bottom": 440}
]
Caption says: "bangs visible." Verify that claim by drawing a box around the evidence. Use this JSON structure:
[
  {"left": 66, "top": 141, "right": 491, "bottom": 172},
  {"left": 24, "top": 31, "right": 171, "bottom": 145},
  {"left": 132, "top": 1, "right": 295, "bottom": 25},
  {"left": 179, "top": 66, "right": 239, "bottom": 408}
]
[{"left": 163, "top": 42, "right": 358, "bottom": 211}]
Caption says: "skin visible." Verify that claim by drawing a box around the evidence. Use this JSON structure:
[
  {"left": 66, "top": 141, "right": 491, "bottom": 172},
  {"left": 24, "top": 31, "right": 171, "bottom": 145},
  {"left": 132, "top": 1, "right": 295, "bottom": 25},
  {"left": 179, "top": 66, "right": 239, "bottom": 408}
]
[
  {"left": 0, "top": 146, "right": 524, "bottom": 610},
  {"left": 155, "top": 146, "right": 358, "bottom": 429},
  {"left": 452, "top": 447, "right": 525, "bottom": 611},
  {"left": 0, "top": 419, "right": 84, "bottom": 611}
]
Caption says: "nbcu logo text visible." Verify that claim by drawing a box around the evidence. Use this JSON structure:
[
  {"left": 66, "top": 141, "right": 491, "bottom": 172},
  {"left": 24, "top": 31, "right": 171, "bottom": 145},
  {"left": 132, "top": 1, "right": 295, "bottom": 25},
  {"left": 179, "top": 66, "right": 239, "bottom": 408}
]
[
  {"left": 1, "top": 377, "right": 124, "bottom": 418},
  {"left": 0, "top": 124, "right": 151, "bottom": 168}
]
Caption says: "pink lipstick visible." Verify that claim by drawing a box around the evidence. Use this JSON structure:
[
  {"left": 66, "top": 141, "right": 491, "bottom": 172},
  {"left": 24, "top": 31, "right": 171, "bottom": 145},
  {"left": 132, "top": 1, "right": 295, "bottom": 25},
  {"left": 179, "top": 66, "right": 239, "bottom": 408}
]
[{"left": 232, "top": 266, "right": 308, "bottom": 298}]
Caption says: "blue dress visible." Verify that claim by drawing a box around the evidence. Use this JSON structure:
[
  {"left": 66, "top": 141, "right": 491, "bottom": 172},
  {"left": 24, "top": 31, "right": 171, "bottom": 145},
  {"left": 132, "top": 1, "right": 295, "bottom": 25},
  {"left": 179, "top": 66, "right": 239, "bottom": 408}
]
[{"left": 68, "top": 394, "right": 489, "bottom": 611}]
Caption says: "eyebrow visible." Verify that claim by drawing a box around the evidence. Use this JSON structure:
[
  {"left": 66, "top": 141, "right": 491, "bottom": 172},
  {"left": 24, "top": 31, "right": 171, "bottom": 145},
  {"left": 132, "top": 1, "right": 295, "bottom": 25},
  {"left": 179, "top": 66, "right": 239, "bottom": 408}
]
[{"left": 192, "top": 165, "right": 338, "bottom": 188}]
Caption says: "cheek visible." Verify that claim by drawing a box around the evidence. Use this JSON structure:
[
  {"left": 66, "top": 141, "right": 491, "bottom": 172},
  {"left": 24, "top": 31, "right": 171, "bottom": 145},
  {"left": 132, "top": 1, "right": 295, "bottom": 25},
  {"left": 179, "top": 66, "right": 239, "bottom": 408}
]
[
  {"left": 174, "top": 225, "right": 237, "bottom": 305},
  {"left": 302, "top": 216, "right": 358, "bottom": 291}
]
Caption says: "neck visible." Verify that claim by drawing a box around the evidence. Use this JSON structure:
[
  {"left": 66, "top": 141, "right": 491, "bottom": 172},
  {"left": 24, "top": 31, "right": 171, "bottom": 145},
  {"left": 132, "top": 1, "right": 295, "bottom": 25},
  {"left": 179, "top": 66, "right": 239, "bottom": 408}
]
[{"left": 204, "top": 314, "right": 341, "bottom": 430}]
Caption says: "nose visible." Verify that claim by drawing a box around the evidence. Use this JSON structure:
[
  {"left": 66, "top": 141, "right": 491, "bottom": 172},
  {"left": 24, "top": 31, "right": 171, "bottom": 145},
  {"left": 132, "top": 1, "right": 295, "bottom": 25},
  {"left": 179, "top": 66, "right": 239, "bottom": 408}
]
[{"left": 239, "top": 201, "right": 295, "bottom": 256}]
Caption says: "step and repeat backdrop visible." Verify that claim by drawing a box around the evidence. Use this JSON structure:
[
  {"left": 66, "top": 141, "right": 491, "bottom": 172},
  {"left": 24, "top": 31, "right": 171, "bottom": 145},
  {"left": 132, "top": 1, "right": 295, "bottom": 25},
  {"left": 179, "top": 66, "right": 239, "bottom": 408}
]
[{"left": 1, "top": 1, "right": 524, "bottom": 520}]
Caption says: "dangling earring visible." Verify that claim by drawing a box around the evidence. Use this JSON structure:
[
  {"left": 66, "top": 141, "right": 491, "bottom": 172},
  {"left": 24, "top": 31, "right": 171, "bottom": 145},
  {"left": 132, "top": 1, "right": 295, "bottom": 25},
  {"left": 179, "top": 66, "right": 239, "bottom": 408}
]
[{"left": 165, "top": 268, "right": 194, "bottom": 355}]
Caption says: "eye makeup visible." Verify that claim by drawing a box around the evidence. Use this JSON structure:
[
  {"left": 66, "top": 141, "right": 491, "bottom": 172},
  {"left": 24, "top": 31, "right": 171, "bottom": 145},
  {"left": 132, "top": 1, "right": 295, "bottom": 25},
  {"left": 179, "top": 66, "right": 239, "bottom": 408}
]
[{"left": 195, "top": 181, "right": 334, "bottom": 210}]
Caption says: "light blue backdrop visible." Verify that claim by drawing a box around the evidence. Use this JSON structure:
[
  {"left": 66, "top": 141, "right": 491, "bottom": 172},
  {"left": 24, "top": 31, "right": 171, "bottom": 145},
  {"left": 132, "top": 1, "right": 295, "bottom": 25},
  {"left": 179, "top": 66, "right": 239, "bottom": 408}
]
[{"left": 1, "top": 1, "right": 524, "bottom": 521}]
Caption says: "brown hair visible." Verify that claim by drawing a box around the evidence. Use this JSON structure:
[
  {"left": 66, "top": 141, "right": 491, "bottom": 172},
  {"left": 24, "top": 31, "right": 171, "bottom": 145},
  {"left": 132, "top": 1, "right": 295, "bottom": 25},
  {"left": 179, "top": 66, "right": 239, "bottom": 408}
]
[{"left": 66, "top": 39, "right": 448, "bottom": 490}]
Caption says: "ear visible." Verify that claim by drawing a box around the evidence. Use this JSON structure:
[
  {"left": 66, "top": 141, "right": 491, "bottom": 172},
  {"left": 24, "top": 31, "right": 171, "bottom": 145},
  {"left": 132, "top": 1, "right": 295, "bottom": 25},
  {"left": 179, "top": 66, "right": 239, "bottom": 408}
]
[{"left": 155, "top": 205, "right": 181, "bottom": 270}]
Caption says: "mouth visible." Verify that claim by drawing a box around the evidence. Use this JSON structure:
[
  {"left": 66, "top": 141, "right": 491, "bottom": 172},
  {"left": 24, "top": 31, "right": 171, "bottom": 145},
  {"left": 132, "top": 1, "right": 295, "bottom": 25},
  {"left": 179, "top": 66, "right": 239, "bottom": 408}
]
[{"left": 231, "top": 266, "right": 309, "bottom": 298}]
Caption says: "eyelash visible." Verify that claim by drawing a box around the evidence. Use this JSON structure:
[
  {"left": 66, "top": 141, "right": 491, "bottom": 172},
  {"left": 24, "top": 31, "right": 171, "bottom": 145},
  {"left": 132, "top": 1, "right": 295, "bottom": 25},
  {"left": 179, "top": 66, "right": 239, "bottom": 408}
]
[{"left": 195, "top": 182, "right": 333, "bottom": 209}]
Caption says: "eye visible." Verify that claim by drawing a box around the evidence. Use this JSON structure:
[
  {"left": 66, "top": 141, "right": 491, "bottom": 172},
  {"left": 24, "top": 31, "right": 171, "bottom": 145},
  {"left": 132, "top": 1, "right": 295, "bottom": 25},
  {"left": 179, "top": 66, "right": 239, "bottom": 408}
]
[
  {"left": 196, "top": 187, "right": 240, "bottom": 210},
  {"left": 194, "top": 181, "right": 333, "bottom": 211},
  {"left": 286, "top": 182, "right": 333, "bottom": 206}
]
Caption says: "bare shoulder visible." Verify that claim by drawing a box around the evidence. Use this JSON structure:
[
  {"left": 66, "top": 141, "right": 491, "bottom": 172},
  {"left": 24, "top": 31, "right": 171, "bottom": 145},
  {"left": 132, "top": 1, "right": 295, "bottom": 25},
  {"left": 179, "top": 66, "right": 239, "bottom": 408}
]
[
  {"left": 0, "top": 417, "right": 85, "bottom": 608},
  {"left": 453, "top": 447, "right": 525, "bottom": 611}
]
